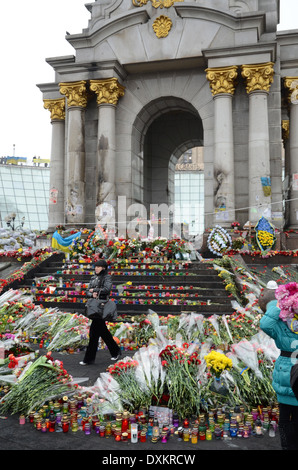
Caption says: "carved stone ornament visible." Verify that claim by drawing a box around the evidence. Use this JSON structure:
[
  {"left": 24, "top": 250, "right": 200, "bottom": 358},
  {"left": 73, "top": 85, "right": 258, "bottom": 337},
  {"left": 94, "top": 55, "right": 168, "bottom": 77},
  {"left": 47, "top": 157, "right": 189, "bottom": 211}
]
[
  {"left": 90, "top": 78, "right": 125, "bottom": 106},
  {"left": 59, "top": 81, "right": 88, "bottom": 107},
  {"left": 284, "top": 77, "right": 298, "bottom": 104},
  {"left": 282, "top": 119, "right": 289, "bottom": 141},
  {"left": 133, "top": 0, "right": 183, "bottom": 8},
  {"left": 241, "top": 63, "right": 274, "bottom": 94},
  {"left": 152, "top": 15, "right": 173, "bottom": 38},
  {"left": 205, "top": 66, "right": 238, "bottom": 96},
  {"left": 43, "top": 98, "right": 65, "bottom": 121}
]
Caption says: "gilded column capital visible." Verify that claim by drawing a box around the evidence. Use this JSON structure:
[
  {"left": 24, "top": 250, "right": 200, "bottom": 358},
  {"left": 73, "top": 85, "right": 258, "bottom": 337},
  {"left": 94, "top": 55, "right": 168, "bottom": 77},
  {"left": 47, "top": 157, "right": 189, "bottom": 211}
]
[
  {"left": 282, "top": 119, "right": 290, "bottom": 141},
  {"left": 284, "top": 77, "right": 298, "bottom": 104},
  {"left": 90, "top": 78, "right": 125, "bottom": 106},
  {"left": 59, "top": 81, "right": 88, "bottom": 108},
  {"left": 241, "top": 62, "right": 274, "bottom": 94},
  {"left": 205, "top": 66, "right": 238, "bottom": 96},
  {"left": 43, "top": 98, "right": 65, "bottom": 121}
]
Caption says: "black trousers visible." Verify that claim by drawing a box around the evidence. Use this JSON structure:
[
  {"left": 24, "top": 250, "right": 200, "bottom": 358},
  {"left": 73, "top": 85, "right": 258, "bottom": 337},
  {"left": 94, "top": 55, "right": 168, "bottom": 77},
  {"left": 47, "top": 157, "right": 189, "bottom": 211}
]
[
  {"left": 279, "top": 403, "right": 298, "bottom": 450},
  {"left": 83, "top": 318, "right": 119, "bottom": 363}
]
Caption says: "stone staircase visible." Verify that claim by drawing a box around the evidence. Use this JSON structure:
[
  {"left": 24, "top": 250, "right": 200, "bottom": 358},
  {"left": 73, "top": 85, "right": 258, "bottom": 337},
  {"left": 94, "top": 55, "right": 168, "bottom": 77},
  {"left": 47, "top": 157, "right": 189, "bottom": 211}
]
[{"left": 16, "top": 252, "right": 235, "bottom": 318}]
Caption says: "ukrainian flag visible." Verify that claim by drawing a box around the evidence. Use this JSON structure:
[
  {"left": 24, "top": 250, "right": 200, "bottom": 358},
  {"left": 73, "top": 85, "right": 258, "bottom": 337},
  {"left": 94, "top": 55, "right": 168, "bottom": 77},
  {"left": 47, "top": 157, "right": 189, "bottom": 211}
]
[{"left": 51, "top": 231, "right": 81, "bottom": 253}]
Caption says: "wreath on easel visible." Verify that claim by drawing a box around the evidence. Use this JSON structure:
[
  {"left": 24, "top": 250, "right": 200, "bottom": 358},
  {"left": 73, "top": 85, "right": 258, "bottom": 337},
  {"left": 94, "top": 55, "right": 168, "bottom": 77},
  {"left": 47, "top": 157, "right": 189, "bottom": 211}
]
[
  {"left": 207, "top": 225, "right": 232, "bottom": 257},
  {"left": 255, "top": 216, "right": 276, "bottom": 252}
]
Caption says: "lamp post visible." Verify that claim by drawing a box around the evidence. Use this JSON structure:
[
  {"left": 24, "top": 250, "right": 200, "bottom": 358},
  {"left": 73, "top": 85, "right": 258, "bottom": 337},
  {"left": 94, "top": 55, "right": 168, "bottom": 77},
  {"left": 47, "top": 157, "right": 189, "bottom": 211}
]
[{"left": 5, "top": 213, "right": 25, "bottom": 230}]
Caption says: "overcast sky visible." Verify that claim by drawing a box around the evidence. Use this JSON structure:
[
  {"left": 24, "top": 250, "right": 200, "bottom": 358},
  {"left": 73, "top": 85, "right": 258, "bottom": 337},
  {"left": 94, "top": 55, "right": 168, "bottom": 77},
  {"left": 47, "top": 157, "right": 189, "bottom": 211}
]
[{"left": 0, "top": 0, "right": 297, "bottom": 161}]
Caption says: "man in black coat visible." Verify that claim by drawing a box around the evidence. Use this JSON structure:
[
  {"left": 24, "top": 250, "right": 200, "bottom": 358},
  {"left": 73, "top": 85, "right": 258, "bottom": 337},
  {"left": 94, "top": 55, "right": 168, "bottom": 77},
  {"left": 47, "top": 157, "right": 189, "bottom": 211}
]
[{"left": 80, "top": 259, "right": 121, "bottom": 365}]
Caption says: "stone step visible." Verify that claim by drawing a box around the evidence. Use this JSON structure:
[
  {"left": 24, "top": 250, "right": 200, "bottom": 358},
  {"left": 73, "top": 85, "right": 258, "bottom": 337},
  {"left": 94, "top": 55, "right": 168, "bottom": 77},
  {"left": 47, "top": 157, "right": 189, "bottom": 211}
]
[
  {"left": 22, "top": 283, "right": 229, "bottom": 298},
  {"left": 36, "top": 266, "right": 221, "bottom": 280},
  {"left": 33, "top": 273, "right": 225, "bottom": 286},
  {"left": 33, "top": 291, "right": 231, "bottom": 304},
  {"left": 33, "top": 299, "right": 234, "bottom": 316},
  {"left": 14, "top": 253, "right": 234, "bottom": 318}
]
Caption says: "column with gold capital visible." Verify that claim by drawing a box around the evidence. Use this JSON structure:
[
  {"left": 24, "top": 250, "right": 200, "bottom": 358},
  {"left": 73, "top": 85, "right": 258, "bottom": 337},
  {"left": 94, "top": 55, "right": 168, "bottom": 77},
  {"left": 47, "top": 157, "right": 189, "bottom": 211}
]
[
  {"left": 206, "top": 66, "right": 238, "bottom": 225},
  {"left": 284, "top": 77, "right": 298, "bottom": 228},
  {"left": 59, "top": 81, "right": 88, "bottom": 225},
  {"left": 43, "top": 98, "right": 66, "bottom": 229},
  {"left": 241, "top": 62, "right": 274, "bottom": 223},
  {"left": 90, "top": 78, "right": 125, "bottom": 226}
]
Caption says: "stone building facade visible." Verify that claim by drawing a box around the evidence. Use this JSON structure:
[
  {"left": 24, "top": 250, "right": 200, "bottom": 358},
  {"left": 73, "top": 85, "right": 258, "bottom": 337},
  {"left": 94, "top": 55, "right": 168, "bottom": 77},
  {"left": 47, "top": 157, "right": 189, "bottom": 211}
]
[{"left": 37, "top": 0, "right": 298, "bottom": 236}]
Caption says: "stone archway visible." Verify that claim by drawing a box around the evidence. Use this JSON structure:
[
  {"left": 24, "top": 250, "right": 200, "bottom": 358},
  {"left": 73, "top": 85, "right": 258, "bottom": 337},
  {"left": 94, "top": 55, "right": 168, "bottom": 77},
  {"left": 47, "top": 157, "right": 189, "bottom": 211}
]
[{"left": 131, "top": 97, "right": 203, "bottom": 211}]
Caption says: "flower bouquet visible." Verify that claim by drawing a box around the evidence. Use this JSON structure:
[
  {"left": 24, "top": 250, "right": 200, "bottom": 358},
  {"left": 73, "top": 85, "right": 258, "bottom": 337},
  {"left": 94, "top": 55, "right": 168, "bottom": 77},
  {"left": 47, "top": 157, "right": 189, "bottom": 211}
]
[
  {"left": 134, "top": 318, "right": 156, "bottom": 346},
  {"left": 275, "top": 282, "right": 298, "bottom": 322},
  {"left": 231, "top": 221, "right": 241, "bottom": 230},
  {"left": 159, "top": 343, "right": 202, "bottom": 417},
  {"left": 204, "top": 350, "right": 232, "bottom": 396},
  {"left": 0, "top": 352, "right": 77, "bottom": 415},
  {"left": 107, "top": 357, "right": 152, "bottom": 410}
]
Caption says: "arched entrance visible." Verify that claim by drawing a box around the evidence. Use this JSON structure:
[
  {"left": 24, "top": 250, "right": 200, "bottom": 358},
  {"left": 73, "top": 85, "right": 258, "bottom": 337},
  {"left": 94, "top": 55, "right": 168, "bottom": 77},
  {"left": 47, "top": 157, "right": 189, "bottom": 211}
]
[
  {"left": 131, "top": 97, "right": 203, "bottom": 236},
  {"left": 172, "top": 147, "right": 204, "bottom": 238}
]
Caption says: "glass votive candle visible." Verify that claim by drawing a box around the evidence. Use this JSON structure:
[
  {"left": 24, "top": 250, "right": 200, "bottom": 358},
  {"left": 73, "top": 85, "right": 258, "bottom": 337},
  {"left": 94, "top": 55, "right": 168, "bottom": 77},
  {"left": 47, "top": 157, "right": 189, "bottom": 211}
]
[
  {"left": 131, "top": 423, "right": 138, "bottom": 443},
  {"left": 95, "top": 422, "right": 100, "bottom": 434},
  {"left": 183, "top": 428, "right": 190, "bottom": 442},
  {"left": 191, "top": 430, "right": 198, "bottom": 444},
  {"left": 84, "top": 422, "right": 91, "bottom": 435},
  {"left": 19, "top": 415, "right": 26, "bottom": 425},
  {"left": 41, "top": 421, "right": 47, "bottom": 433}
]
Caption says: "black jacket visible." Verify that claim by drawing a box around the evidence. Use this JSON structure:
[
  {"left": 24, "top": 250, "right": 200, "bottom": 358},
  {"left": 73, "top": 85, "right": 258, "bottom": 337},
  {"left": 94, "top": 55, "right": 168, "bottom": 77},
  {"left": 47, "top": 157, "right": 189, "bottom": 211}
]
[{"left": 87, "top": 271, "right": 112, "bottom": 300}]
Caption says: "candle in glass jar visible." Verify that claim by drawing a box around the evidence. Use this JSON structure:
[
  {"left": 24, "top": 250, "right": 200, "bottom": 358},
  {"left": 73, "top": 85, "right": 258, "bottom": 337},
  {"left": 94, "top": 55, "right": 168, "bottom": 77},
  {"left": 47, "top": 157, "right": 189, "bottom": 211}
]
[
  {"left": 191, "top": 430, "right": 198, "bottom": 444},
  {"left": 183, "top": 428, "right": 190, "bottom": 442},
  {"left": 122, "top": 411, "right": 129, "bottom": 432},
  {"left": 84, "top": 422, "right": 91, "bottom": 435},
  {"left": 19, "top": 415, "right": 26, "bottom": 425},
  {"left": 131, "top": 423, "right": 138, "bottom": 443},
  {"left": 62, "top": 416, "right": 69, "bottom": 433},
  {"left": 41, "top": 421, "right": 47, "bottom": 433}
]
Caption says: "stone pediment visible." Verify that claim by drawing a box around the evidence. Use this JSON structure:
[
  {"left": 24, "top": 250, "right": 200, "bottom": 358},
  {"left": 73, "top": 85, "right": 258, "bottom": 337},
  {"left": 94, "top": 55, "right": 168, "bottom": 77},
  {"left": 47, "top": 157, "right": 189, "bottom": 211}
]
[{"left": 66, "top": 1, "right": 268, "bottom": 69}]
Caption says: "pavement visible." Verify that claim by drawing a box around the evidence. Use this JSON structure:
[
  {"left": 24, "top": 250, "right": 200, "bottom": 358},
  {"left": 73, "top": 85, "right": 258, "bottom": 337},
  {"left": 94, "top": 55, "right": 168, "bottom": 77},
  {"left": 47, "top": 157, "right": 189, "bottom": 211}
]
[{"left": 0, "top": 345, "right": 282, "bottom": 454}]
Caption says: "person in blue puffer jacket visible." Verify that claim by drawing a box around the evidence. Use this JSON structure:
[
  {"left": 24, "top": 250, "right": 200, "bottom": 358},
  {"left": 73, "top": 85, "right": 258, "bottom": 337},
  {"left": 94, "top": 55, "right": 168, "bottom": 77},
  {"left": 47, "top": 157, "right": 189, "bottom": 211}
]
[{"left": 260, "top": 293, "right": 298, "bottom": 450}]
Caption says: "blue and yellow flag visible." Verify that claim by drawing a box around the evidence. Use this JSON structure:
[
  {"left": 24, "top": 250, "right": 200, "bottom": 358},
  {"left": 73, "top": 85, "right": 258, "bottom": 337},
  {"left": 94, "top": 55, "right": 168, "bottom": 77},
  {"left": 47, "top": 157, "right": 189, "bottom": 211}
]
[{"left": 51, "top": 231, "right": 81, "bottom": 253}]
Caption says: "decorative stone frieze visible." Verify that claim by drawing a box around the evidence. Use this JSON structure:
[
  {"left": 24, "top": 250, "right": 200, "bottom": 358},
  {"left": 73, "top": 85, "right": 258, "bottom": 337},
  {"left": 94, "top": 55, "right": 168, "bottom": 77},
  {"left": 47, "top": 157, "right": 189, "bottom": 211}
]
[{"left": 132, "top": 0, "right": 183, "bottom": 8}]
